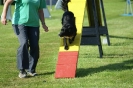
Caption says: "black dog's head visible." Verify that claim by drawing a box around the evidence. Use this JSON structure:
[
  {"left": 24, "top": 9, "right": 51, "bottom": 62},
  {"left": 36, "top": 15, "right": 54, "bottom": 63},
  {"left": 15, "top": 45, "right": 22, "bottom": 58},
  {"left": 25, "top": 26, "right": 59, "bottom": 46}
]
[{"left": 59, "top": 24, "right": 74, "bottom": 37}]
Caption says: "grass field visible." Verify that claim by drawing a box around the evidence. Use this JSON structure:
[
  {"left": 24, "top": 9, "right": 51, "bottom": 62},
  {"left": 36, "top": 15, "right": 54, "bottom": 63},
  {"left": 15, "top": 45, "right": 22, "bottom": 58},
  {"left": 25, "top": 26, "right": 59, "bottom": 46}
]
[{"left": 0, "top": 0, "right": 133, "bottom": 88}]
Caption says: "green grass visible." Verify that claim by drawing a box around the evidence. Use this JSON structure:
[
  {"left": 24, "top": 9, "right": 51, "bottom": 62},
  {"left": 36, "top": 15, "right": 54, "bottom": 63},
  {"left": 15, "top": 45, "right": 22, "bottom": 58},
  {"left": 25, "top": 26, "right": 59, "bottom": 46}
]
[{"left": 0, "top": 0, "right": 133, "bottom": 88}]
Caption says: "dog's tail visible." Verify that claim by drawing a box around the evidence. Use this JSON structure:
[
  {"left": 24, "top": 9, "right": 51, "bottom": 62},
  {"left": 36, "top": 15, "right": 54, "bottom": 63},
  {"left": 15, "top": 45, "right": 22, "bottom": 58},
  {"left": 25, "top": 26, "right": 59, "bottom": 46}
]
[{"left": 61, "top": 0, "right": 71, "bottom": 11}]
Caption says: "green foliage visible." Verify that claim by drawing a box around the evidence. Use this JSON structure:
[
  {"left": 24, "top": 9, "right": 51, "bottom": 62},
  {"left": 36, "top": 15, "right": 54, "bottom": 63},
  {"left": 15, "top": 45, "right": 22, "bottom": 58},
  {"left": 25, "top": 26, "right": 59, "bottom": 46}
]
[{"left": 0, "top": 0, "right": 133, "bottom": 88}]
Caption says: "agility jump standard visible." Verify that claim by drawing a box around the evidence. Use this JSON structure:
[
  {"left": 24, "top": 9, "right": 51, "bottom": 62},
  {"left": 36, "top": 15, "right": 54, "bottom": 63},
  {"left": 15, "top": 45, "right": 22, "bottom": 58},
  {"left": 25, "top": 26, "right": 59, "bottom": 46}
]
[{"left": 55, "top": 0, "right": 110, "bottom": 78}]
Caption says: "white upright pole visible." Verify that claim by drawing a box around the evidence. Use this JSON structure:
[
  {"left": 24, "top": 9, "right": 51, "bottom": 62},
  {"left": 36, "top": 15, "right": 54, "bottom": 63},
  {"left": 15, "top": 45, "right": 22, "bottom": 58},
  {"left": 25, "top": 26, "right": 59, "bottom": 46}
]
[{"left": 50, "top": 0, "right": 52, "bottom": 11}]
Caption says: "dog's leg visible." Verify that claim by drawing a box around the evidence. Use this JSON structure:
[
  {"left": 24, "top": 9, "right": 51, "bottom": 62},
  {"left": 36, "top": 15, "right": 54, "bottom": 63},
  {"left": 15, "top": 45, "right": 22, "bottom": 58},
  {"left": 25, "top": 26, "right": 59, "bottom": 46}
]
[
  {"left": 69, "top": 38, "right": 73, "bottom": 44},
  {"left": 69, "top": 37, "right": 74, "bottom": 44},
  {"left": 69, "top": 33, "right": 76, "bottom": 44},
  {"left": 64, "top": 38, "right": 69, "bottom": 50},
  {"left": 72, "top": 35, "right": 76, "bottom": 41}
]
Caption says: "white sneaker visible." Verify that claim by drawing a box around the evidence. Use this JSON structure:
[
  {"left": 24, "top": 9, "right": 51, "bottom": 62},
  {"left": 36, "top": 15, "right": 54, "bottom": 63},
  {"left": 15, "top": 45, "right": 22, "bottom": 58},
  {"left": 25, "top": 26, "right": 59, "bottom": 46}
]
[
  {"left": 27, "top": 72, "right": 37, "bottom": 76},
  {"left": 18, "top": 71, "right": 27, "bottom": 78}
]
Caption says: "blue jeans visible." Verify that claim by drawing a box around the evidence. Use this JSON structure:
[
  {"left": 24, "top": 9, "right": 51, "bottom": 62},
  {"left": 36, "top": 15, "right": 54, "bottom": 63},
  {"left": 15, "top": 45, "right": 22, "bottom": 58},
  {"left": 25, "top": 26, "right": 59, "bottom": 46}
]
[{"left": 12, "top": 25, "right": 40, "bottom": 73}]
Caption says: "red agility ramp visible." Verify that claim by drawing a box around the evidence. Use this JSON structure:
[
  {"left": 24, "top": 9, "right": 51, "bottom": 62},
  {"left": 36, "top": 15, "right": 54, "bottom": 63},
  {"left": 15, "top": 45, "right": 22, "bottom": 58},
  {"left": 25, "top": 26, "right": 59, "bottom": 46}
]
[
  {"left": 55, "top": 51, "right": 78, "bottom": 78},
  {"left": 55, "top": 0, "right": 86, "bottom": 78}
]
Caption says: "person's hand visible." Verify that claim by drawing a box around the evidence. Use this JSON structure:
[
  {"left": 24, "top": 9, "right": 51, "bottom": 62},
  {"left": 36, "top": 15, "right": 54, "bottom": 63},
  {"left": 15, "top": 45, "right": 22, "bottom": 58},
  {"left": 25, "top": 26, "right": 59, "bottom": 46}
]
[
  {"left": 42, "top": 24, "right": 49, "bottom": 32},
  {"left": 1, "top": 16, "right": 7, "bottom": 25}
]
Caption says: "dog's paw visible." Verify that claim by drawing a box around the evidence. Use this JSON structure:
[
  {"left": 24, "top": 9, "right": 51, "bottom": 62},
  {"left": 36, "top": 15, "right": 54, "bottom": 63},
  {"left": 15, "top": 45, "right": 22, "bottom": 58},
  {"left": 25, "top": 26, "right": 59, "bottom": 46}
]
[{"left": 64, "top": 46, "right": 69, "bottom": 50}]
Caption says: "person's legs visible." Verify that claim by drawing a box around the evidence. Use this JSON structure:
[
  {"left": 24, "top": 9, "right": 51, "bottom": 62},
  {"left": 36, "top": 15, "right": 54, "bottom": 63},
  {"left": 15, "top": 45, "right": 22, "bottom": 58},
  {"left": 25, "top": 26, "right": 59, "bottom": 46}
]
[
  {"left": 27, "top": 26, "right": 40, "bottom": 74},
  {"left": 12, "top": 25, "right": 40, "bottom": 77},
  {"left": 12, "top": 25, "right": 29, "bottom": 78},
  {"left": 13, "top": 25, "right": 29, "bottom": 70}
]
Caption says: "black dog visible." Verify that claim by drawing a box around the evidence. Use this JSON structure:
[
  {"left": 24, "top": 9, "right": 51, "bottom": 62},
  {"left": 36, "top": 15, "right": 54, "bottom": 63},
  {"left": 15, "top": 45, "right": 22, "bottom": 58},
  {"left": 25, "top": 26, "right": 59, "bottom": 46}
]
[{"left": 58, "top": 0, "right": 77, "bottom": 50}]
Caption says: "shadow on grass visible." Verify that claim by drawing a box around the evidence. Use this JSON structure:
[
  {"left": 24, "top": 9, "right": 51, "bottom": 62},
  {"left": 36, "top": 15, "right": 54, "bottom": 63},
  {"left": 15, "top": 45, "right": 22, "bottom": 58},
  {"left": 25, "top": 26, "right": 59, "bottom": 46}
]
[
  {"left": 103, "top": 54, "right": 133, "bottom": 58},
  {"left": 80, "top": 53, "right": 133, "bottom": 59},
  {"left": 37, "top": 71, "right": 55, "bottom": 76},
  {"left": 23, "top": 71, "right": 55, "bottom": 78},
  {"left": 76, "top": 59, "right": 133, "bottom": 77},
  {"left": 109, "top": 35, "right": 133, "bottom": 40}
]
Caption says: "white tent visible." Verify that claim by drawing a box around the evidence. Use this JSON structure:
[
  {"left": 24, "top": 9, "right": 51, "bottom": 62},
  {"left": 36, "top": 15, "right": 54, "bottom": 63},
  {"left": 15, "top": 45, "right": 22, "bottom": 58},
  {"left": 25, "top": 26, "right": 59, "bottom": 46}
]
[
  {"left": 6, "top": 5, "right": 12, "bottom": 21},
  {"left": 55, "top": 0, "right": 62, "bottom": 9},
  {"left": 43, "top": 8, "right": 51, "bottom": 18},
  {"left": 0, "top": 5, "right": 12, "bottom": 21},
  {"left": 43, "top": 0, "right": 51, "bottom": 18}
]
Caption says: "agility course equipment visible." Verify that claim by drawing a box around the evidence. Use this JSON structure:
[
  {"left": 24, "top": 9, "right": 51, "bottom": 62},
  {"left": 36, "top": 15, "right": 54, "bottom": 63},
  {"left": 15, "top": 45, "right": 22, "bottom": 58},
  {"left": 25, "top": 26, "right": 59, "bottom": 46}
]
[
  {"left": 81, "top": 0, "right": 110, "bottom": 58},
  {"left": 55, "top": 0, "right": 110, "bottom": 78},
  {"left": 122, "top": 0, "right": 133, "bottom": 16}
]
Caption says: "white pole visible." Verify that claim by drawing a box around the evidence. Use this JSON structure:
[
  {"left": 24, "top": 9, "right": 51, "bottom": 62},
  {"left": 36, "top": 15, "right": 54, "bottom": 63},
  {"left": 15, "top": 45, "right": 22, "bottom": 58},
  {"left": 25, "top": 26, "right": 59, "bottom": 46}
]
[{"left": 50, "top": 0, "right": 52, "bottom": 11}]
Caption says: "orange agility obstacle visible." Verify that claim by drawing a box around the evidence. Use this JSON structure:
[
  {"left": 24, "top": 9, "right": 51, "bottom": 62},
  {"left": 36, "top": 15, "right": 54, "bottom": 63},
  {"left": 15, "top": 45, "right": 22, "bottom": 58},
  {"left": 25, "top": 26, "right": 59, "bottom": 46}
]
[{"left": 55, "top": 0, "right": 110, "bottom": 78}]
